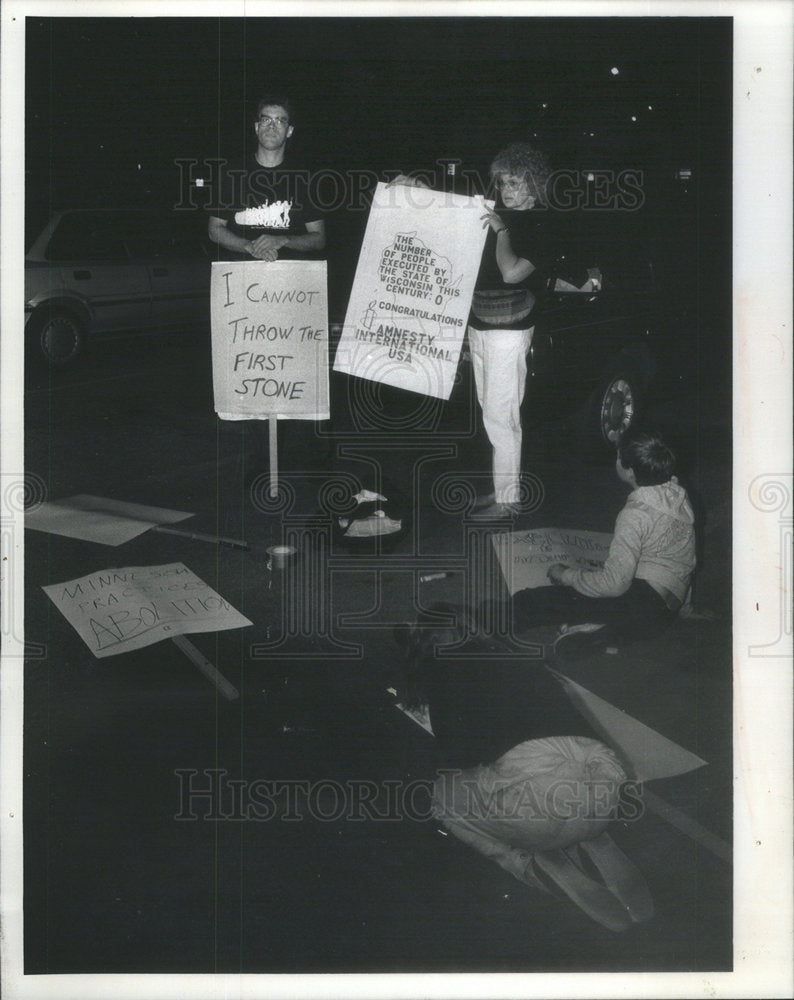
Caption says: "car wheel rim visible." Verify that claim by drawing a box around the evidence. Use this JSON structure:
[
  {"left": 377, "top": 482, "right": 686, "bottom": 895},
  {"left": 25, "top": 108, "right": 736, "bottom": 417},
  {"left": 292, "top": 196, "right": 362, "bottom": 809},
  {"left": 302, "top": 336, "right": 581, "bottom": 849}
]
[
  {"left": 41, "top": 316, "right": 80, "bottom": 364},
  {"left": 600, "top": 378, "right": 635, "bottom": 443}
]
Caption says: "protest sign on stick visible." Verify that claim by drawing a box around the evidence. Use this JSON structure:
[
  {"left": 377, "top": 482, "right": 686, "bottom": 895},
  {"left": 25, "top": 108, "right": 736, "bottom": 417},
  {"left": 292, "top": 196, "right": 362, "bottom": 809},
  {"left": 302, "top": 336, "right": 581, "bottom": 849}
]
[
  {"left": 334, "top": 182, "right": 491, "bottom": 400},
  {"left": 492, "top": 527, "right": 614, "bottom": 595},
  {"left": 210, "top": 260, "right": 329, "bottom": 496}
]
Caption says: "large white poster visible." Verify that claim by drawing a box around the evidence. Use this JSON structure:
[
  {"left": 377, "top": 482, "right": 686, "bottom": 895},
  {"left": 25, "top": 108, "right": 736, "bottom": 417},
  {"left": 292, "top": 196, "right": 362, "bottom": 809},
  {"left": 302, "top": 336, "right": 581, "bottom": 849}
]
[
  {"left": 333, "top": 182, "right": 491, "bottom": 400},
  {"left": 210, "top": 260, "right": 329, "bottom": 421}
]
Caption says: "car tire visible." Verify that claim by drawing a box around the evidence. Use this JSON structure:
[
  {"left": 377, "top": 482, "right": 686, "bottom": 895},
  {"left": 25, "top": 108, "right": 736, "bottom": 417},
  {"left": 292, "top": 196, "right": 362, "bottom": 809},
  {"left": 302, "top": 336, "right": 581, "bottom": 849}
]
[
  {"left": 585, "top": 371, "right": 644, "bottom": 451},
  {"left": 31, "top": 308, "right": 86, "bottom": 365}
]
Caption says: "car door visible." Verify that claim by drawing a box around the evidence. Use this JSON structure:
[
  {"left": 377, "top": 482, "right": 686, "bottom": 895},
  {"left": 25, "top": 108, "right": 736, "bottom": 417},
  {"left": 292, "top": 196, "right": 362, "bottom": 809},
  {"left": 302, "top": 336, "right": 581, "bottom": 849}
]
[
  {"left": 126, "top": 216, "right": 211, "bottom": 331},
  {"left": 537, "top": 290, "right": 639, "bottom": 382},
  {"left": 46, "top": 211, "right": 152, "bottom": 333},
  {"left": 531, "top": 241, "right": 656, "bottom": 387}
]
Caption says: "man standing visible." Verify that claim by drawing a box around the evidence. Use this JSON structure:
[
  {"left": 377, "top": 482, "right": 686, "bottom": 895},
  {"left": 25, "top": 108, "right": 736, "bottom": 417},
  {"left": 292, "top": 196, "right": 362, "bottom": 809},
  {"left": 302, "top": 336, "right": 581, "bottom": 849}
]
[
  {"left": 208, "top": 94, "right": 329, "bottom": 476},
  {"left": 207, "top": 93, "right": 326, "bottom": 260}
]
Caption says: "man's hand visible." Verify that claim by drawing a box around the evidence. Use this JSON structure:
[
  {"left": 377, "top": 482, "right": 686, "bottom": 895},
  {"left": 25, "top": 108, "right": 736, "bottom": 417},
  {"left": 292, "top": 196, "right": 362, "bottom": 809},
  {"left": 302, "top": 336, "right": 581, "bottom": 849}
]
[
  {"left": 547, "top": 564, "right": 568, "bottom": 585},
  {"left": 248, "top": 233, "right": 288, "bottom": 260}
]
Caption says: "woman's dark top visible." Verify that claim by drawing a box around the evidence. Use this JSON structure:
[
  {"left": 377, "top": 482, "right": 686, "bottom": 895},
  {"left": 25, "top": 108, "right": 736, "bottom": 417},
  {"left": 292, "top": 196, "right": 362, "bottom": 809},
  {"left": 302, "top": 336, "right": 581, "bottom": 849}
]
[
  {"left": 470, "top": 208, "right": 560, "bottom": 329},
  {"left": 470, "top": 207, "right": 589, "bottom": 329}
]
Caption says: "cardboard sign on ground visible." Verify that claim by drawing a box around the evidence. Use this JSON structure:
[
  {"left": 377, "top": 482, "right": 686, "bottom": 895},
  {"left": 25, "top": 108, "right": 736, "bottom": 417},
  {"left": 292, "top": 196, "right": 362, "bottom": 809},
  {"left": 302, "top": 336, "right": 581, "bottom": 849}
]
[
  {"left": 547, "top": 670, "right": 708, "bottom": 782},
  {"left": 390, "top": 672, "right": 707, "bottom": 783},
  {"left": 334, "top": 182, "right": 491, "bottom": 400},
  {"left": 25, "top": 495, "right": 194, "bottom": 546},
  {"left": 210, "top": 259, "right": 329, "bottom": 421},
  {"left": 492, "top": 527, "right": 614, "bottom": 594},
  {"left": 43, "top": 562, "right": 252, "bottom": 658}
]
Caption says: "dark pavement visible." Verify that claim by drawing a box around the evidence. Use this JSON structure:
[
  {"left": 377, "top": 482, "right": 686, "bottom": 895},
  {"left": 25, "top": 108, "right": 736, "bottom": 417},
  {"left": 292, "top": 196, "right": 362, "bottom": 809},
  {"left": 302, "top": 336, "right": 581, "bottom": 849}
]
[{"left": 22, "top": 327, "right": 732, "bottom": 973}]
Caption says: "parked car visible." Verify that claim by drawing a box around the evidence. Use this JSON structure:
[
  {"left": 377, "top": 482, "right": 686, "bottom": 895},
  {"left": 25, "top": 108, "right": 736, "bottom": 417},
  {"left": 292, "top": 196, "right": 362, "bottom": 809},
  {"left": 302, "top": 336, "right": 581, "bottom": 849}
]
[
  {"left": 524, "top": 217, "right": 698, "bottom": 449},
  {"left": 25, "top": 209, "right": 212, "bottom": 364}
]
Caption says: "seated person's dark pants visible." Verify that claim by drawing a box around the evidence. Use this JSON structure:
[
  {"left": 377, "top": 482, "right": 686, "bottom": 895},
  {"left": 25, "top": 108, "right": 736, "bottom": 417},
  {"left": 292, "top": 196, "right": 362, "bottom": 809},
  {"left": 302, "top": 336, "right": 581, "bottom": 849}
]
[{"left": 510, "top": 579, "right": 676, "bottom": 643}]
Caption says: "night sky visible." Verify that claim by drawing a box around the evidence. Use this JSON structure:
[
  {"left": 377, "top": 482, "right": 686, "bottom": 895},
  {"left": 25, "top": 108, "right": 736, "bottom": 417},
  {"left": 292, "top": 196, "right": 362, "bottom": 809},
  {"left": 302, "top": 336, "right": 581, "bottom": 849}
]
[{"left": 26, "top": 16, "right": 732, "bottom": 213}]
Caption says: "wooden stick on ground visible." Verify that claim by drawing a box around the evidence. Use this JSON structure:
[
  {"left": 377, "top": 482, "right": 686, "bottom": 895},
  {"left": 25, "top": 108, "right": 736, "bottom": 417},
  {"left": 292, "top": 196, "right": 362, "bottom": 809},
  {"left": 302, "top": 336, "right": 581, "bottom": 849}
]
[
  {"left": 151, "top": 525, "right": 249, "bottom": 549},
  {"left": 171, "top": 634, "right": 239, "bottom": 701},
  {"left": 642, "top": 788, "right": 732, "bottom": 865}
]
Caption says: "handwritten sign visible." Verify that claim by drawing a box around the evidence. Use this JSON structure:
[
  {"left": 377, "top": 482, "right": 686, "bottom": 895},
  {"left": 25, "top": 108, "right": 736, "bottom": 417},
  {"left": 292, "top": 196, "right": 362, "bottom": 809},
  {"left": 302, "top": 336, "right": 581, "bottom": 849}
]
[
  {"left": 43, "top": 563, "right": 252, "bottom": 658},
  {"left": 491, "top": 527, "right": 614, "bottom": 595},
  {"left": 210, "top": 260, "right": 329, "bottom": 420},
  {"left": 333, "top": 182, "right": 491, "bottom": 400}
]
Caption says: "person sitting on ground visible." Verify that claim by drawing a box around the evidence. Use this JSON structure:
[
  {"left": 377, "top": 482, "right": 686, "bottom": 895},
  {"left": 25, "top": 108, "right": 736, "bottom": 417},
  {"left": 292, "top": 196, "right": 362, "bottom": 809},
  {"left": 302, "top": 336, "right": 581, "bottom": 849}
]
[
  {"left": 487, "top": 426, "right": 696, "bottom": 647},
  {"left": 394, "top": 604, "right": 653, "bottom": 930}
]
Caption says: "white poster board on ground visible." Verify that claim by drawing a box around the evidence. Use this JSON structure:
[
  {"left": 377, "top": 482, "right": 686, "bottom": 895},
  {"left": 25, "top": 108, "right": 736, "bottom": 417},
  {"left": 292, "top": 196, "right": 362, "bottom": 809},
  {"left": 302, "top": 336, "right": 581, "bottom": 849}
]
[
  {"left": 492, "top": 527, "right": 614, "bottom": 595},
  {"left": 333, "top": 182, "right": 491, "bottom": 400},
  {"left": 43, "top": 562, "right": 252, "bottom": 658},
  {"left": 25, "top": 494, "right": 193, "bottom": 546},
  {"left": 210, "top": 260, "right": 329, "bottom": 421}
]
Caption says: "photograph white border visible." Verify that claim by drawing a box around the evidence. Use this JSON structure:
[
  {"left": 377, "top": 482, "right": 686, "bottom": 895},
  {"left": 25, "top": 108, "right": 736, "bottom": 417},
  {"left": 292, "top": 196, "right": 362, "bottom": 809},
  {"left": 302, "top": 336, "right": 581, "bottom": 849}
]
[{"left": 2, "top": 2, "right": 792, "bottom": 998}]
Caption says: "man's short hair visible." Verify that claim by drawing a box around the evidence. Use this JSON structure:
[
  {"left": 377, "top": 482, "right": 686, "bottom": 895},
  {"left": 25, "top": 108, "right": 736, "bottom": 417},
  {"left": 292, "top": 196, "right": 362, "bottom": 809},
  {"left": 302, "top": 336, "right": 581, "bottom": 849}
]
[
  {"left": 617, "top": 427, "right": 677, "bottom": 486},
  {"left": 256, "top": 93, "right": 295, "bottom": 123},
  {"left": 490, "top": 143, "right": 552, "bottom": 206}
]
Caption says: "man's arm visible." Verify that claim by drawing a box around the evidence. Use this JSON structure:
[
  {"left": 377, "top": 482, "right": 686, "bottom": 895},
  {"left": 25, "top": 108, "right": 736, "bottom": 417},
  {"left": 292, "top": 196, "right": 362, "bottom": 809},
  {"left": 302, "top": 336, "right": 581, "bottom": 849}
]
[
  {"left": 209, "top": 217, "right": 325, "bottom": 260},
  {"left": 280, "top": 219, "right": 326, "bottom": 254},
  {"left": 207, "top": 217, "right": 261, "bottom": 257}
]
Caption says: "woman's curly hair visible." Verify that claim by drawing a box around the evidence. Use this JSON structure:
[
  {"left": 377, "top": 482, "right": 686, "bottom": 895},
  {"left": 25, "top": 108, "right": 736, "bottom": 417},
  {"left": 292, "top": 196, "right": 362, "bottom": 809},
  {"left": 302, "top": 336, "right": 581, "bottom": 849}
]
[{"left": 489, "top": 143, "right": 553, "bottom": 206}]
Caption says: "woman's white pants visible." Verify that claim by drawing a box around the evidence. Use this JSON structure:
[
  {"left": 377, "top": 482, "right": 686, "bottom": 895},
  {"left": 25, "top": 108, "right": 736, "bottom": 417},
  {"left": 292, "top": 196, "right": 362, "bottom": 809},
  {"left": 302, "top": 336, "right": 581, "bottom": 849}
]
[{"left": 467, "top": 325, "right": 534, "bottom": 504}]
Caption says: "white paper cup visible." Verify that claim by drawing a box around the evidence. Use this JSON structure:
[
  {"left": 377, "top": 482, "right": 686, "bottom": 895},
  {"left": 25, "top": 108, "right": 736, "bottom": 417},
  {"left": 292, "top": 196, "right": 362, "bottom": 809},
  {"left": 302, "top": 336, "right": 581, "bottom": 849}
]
[{"left": 266, "top": 545, "right": 297, "bottom": 570}]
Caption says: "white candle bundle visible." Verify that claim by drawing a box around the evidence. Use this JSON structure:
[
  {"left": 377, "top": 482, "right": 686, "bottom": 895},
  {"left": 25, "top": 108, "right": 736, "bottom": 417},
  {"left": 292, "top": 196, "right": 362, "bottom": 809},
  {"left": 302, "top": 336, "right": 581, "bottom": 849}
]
[{"left": 235, "top": 200, "right": 292, "bottom": 228}]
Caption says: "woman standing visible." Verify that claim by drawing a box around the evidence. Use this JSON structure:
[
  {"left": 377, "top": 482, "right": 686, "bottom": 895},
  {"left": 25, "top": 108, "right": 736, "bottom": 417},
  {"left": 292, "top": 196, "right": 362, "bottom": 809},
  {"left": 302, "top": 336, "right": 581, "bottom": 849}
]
[
  {"left": 390, "top": 146, "right": 598, "bottom": 518},
  {"left": 468, "top": 143, "right": 558, "bottom": 520}
]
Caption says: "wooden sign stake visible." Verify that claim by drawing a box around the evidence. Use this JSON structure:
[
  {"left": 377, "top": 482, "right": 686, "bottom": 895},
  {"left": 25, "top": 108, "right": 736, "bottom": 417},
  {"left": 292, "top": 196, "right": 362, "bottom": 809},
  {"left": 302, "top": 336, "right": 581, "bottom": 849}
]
[
  {"left": 171, "top": 634, "right": 239, "bottom": 701},
  {"left": 269, "top": 416, "right": 279, "bottom": 499}
]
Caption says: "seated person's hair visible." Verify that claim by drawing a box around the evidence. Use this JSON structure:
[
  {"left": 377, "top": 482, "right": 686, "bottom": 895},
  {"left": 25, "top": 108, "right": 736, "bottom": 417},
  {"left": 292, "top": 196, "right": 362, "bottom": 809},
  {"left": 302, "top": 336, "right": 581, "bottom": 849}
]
[
  {"left": 489, "top": 143, "right": 552, "bottom": 206},
  {"left": 617, "top": 427, "right": 677, "bottom": 485}
]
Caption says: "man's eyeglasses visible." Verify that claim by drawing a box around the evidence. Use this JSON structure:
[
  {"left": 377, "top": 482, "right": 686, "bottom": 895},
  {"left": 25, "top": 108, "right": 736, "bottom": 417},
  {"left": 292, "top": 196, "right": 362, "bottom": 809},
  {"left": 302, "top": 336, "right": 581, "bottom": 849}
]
[
  {"left": 258, "top": 115, "right": 289, "bottom": 127},
  {"left": 496, "top": 177, "right": 528, "bottom": 191}
]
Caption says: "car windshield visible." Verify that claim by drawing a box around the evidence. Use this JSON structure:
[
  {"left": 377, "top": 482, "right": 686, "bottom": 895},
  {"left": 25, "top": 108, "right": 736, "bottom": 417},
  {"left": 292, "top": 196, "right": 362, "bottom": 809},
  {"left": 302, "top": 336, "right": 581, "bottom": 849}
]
[
  {"left": 41, "top": 211, "right": 208, "bottom": 261},
  {"left": 45, "top": 212, "right": 135, "bottom": 262}
]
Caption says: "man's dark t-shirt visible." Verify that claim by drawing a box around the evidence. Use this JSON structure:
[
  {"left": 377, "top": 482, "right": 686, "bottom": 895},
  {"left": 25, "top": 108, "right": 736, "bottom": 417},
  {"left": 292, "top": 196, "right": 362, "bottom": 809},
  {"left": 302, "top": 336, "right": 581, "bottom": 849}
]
[{"left": 208, "top": 154, "right": 324, "bottom": 261}]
